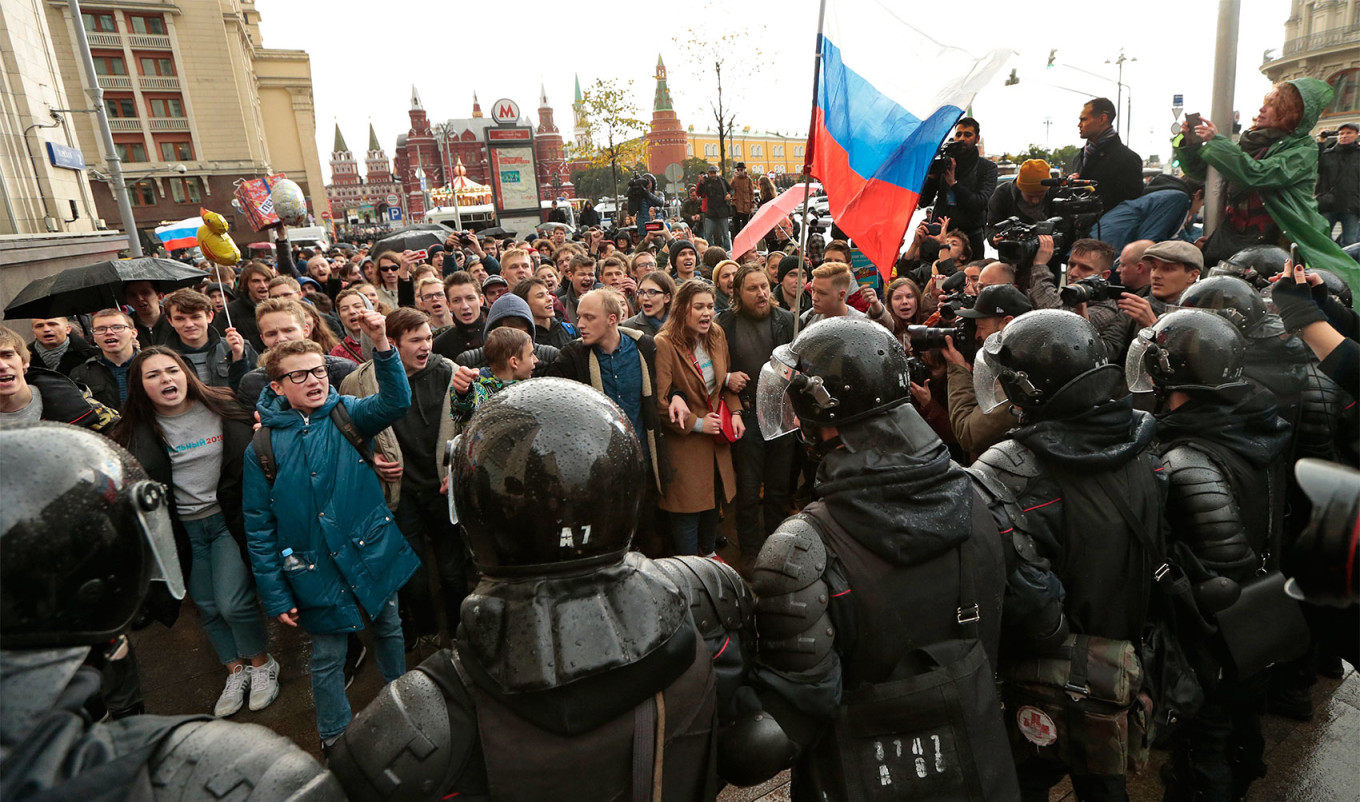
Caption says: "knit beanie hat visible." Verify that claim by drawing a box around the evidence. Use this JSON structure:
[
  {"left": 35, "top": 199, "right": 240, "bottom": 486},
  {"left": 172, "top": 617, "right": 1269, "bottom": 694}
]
[{"left": 1015, "top": 160, "right": 1051, "bottom": 194}]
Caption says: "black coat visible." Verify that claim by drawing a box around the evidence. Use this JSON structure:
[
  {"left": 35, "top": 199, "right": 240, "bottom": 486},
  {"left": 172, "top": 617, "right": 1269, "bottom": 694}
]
[
  {"left": 215, "top": 296, "right": 264, "bottom": 352},
  {"left": 1072, "top": 133, "right": 1144, "bottom": 214},
  {"left": 919, "top": 148, "right": 998, "bottom": 235},
  {"left": 68, "top": 354, "right": 122, "bottom": 410},
  {"left": 1317, "top": 141, "right": 1359, "bottom": 215},
  {"left": 27, "top": 335, "right": 98, "bottom": 377},
  {"left": 715, "top": 306, "right": 795, "bottom": 408},
  {"left": 432, "top": 316, "right": 486, "bottom": 361},
  {"left": 25, "top": 366, "right": 117, "bottom": 431},
  {"left": 579, "top": 205, "right": 601, "bottom": 228}
]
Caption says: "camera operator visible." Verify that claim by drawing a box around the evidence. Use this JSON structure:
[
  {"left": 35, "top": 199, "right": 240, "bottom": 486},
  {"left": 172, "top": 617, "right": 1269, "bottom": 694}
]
[
  {"left": 1028, "top": 238, "right": 1133, "bottom": 361},
  {"left": 1116, "top": 240, "right": 1202, "bottom": 329},
  {"left": 1073, "top": 97, "right": 1144, "bottom": 214},
  {"left": 987, "top": 159, "right": 1056, "bottom": 242},
  {"left": 941, "top": 284, "right": 1033, "bottom": 462},
  {"left": 920, "top": 118, "right": 997, "bottom": 260}
]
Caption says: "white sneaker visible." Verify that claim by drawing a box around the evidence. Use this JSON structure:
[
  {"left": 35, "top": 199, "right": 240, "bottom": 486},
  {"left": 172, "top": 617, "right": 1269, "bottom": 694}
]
[
  {"left": 247, "top": 655, "right": 280, "bottom": 712},
  {"left": 215, "top": 665, "right": 249, "bottom": 717}
]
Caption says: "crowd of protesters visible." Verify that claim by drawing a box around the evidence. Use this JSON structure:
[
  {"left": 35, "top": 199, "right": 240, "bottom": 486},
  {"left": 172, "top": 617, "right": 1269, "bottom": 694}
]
[{"left": 1, "top": 76, "right": 1357, "bottom": 798}]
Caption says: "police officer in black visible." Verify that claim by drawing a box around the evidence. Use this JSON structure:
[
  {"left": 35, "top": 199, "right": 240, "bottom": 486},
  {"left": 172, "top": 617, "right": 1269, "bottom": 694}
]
[
  {"left": 1128, "top": 310, "right": 1292, "bottom": 802},
  {"left": 967, "top": 309, "right": 1166, "bottom": 801},
  {"left": 725, "top": 317, "right": 1017, "bottom": 800},
  {"left": 0, "top": 422, "right": 339, "bottom": 801},
  {"left": 328, "top": 378, "right": 755, "bottom": 801}
]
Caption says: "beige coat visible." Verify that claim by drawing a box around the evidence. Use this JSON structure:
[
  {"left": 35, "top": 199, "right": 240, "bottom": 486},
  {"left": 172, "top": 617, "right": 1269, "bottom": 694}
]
[
  {"left": 339, "top": 355, "right": 457, "bottom": 510},
  {"left": 654, "top": 326, "right": 741, "bottom": 514}
]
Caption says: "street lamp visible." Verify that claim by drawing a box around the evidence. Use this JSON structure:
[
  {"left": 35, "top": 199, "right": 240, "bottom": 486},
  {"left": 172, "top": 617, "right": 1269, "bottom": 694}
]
[{"left": 1105, "top": 50, "right": 1137, "bottom": 140}]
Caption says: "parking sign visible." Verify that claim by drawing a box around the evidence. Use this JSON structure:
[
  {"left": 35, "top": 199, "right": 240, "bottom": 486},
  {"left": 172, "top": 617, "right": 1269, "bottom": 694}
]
[{"left": 388, "top": 207, "right": 402, "bottom": 222}]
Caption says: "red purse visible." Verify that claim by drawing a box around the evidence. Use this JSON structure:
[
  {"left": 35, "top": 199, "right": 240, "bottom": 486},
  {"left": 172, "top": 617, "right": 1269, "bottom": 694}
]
[{"left": 689, "top": 350, "right": 739, "bottom": 443}]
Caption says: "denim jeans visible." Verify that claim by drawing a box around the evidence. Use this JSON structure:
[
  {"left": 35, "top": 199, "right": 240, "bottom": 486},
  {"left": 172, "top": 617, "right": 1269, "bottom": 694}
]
[
  {"left": 670, "top": 509, "right": 720, "bottom": 556},
  {"left": 395, "top": 489, "right": 470, "bottom": 640},
  {"left": 1325, "top": 210, "right": 1360, "bottom": 247},
  {"left": 1095, "top": 191, "right": 1193, "bottom": 253},
  {"left": 309, "top": 594, "right": 405, "bottom": 740},
  {"left": 704, "top": 216, "right": 732, "bottom": 250},
  {"left": 731, "top": 416, "right": 795, "bottom": 557},
  {"left": 183, "top": 513, "right": 268, "bottom": 664}
]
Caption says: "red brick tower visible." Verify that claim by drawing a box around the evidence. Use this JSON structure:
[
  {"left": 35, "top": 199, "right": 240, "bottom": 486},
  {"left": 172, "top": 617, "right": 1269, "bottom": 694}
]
[
  {"left": 329, "top": 124, "right": 360, "bottom": 186},
  {"left": 534, "top": 83, "right": 571, "bottom": 200},
  {"left": 647, "top": 55, "right": 686, "bottom": 177},
  {"left": 399, "top": 85, "right": 443, "bottom": 221}
]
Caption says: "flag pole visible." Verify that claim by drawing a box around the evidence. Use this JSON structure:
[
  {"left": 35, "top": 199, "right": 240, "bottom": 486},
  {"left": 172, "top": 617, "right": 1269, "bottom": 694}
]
[{"left": 791, "top": 0, "right": 828, "bottom": 340}]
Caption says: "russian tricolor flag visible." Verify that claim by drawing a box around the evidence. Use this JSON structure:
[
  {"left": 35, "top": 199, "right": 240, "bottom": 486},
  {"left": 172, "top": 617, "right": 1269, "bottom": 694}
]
[
  {"left": 810, "top": 0, "right": 1011, "bottom": 276},
  {"left": 155, "top": 216, "right": 203, "bottom": 251}
]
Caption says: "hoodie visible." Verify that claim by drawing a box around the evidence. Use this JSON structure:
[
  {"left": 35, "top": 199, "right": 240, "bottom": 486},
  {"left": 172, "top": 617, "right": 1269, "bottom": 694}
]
[{"left": 1176, "top": 77, "right": 1359, "bottom": 299}]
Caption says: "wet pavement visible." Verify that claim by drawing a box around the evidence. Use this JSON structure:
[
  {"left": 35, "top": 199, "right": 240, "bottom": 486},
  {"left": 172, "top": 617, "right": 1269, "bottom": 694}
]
[{"left": 130, "top": 599, "right": 1359, "bottom": 801}]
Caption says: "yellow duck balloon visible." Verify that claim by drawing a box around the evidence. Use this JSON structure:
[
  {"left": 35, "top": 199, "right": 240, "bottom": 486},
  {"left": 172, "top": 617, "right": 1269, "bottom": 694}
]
[{"left": 197, "top": 208, "right": 240, "bottom": 266}]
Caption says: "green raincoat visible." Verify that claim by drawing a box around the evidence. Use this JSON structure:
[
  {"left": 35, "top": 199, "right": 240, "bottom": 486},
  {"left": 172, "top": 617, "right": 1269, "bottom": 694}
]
[{"left": 1176, "top": 77, "right": 1359, "bottom": 298}]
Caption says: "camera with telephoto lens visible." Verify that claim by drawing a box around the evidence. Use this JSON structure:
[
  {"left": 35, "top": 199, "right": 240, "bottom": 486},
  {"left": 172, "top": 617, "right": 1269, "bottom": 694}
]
[
  {"left": 994, "top": 178, "right": 1104, "bottom": 269},
  {"left": 930, "top": 139, "right": 973, "bottom": 174},
  {"left": 907, "top": 315, "right": 976, "bottom": 362},
  {"left": 1059, "top": 275, "right": 1122, "bottom": 306},
  {"left": 906, "top": 356, "right": 930, "bottom": 386}
]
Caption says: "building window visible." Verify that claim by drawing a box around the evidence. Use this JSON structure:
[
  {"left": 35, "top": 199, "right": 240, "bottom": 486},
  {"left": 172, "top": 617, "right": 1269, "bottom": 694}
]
[
  {"left": 794, "top": 145, "right": 804, "bottom": 157},
  {"left": 168, "top": 177, "right": 200, "bottom": 204},
  {"left": 730, "top": 144, "right": 742, "bottom": 157},
  {"left": 137, "top": 56, "right": 175, "bottom": 76},
  {"left": 773, "top": 145, "right": 784, "bottom": 157},
  {"left": 83, "top": 12, "right": 117, "bottom": 32},
  {"left": 129, "top": 180, "right": 156, "bottom": 206},
  {"left": 127, "top": 15, "right": 166, "bottom": 35},
  {"left": 704, "top": 143, "right": 718, "bottom": 157},
  {"left": 751, "top": 144, "right": 763, "bottom": 157},
  {"left": 116, "top": 141, "right": 147, "bottom": 162},
  {"left": 146, "top": 97, "right": 185, "bottom": 118},
  {"left": 104, "top": 96, "right": 136, "bottom": 117},
  {"left": 754, "top": 164, "right": 764, "bottom": 173},
  {"left": 93, "top": 54, "right": 126, "bottom": 75},
  {"left": 1325, "top": 69, "right": 1359, "bottom": 116},
  {"left": 159, "top": 140, "right": 193, "bottom": 160},
  {"left": 774, "top": 165, "right": 786, "bottom": 175}
]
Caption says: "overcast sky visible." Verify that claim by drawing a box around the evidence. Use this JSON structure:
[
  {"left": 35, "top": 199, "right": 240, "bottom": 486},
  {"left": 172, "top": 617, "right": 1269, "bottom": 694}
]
[{"left": 257, "top": 0, "right": 1293, "bottom": 185}]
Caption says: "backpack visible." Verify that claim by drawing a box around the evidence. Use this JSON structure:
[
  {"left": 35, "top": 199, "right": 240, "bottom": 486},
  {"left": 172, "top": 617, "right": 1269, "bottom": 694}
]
[{"left": 251, "top": 402, "right": 378, "bottom": 485}]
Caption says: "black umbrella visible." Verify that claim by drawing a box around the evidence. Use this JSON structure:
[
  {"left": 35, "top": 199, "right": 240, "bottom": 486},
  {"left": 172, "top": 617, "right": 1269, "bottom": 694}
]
[
  {"left": 388, "top": 223, "right": 448, "bottom": 235},
  {"left": 476, "top": 226, "right": 515, "bottom": 238},
  {"left": 4, "top": 257, "right": 209, "bottom": 320},
  {"left": 371, "top": 230, "right": 444, "bottom": 259}
]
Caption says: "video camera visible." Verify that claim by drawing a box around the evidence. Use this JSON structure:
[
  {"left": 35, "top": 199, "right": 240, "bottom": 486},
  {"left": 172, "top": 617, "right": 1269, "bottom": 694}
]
[
  {"left": 930, "top": 139, "right": 973, "bottom": 175},
  {"left": 1059, "top": 275, "right": 1122, "bottom": 306},
  {"left": 994, "top": 178, "right": 1104, "bottom": 270}
]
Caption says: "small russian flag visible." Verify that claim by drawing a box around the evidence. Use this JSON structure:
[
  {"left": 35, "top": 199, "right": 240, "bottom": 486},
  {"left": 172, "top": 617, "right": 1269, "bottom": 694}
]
[
  {"left": 810, "top": 0, "right": 1011, "bottom": 276},
  {"left": 155, "top": 216, "right": 203, "bottom": 251}
]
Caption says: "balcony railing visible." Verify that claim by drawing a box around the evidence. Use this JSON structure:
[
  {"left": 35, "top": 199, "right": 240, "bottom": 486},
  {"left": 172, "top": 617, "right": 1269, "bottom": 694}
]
[
  {"left": 1283, "top": 23, "right": 1360, "bottom": 56},
  {"left": 128, "top": 34, "right": 172, "bottom": 49},
  {"left": 96, "top": 75, "right": 132, "bottom": 89},
  {"left": 140, "top": 76, "right": 180, "bottom": 90},
  {"left": 149, "top": 118, "right": 189, "bottom": 132},
  {"left": 108, "top": 118, "right": 143, "bottom": 132},
  {"left": 86, "top": 32, "right": 121, "bottom": 46}
]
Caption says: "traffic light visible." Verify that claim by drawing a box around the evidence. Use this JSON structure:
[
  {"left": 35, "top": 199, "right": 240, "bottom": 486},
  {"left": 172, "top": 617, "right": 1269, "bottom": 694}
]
[
  {"left": 1005, "top": 68, "right": 1019, "bottom": 86},
  {"left": 1047, "top": 49, "right": 1057, "bottom": 69}
]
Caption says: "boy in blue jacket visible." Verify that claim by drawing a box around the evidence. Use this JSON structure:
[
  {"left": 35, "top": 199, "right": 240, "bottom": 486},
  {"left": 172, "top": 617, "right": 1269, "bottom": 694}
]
[{"left": 243, "top": 309, "right": 419, "bottom": 753}]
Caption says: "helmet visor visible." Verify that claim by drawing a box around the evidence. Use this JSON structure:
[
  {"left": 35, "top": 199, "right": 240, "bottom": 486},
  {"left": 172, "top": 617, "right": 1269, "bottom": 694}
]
[
  {"left": 972, "top": 333, "right": 1010, "bottom": 413},
  {"left": 1125, "top": 328, "right": 1158, "bottom": 393},
  {"left": 444, "top": 435, "right": 463, "bottom": 525},
  {"left": 757, "top": 347, "right": 800, "bottom": 441},
  {"left": 131, "top": 481, "right": 185, "bottom": 600}
]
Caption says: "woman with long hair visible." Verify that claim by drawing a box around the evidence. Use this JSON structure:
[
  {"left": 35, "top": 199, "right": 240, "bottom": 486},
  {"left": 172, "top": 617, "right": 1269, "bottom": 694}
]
[
  {"left": 885, "top": 277, "right": 931, "bottom": 348},
  {"left": 111, "top": 347, "right": 280, "bottom": 717},
  {"left": 884, "top": 278, "right": 959, "bottom": 459},
  {"left": 621, "top": 270, "right": 676, "bottom": 336},
  {"left": 654, "top": 281, "right": 745, "bottom": 556}
]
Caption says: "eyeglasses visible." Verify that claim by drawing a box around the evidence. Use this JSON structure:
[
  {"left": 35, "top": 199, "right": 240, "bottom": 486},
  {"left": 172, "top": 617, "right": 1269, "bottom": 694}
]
[
  {"left": 418, "top": 293, "right": 445, "bottom": 302},
  {"left": 635, "top": 261, "right": 657, "bottom": 270},
  {"left": 637, "top": 289, "right": 667, "bottom": 298},
  {"left": 379, "top": 265, "right": 400, "bottom": 272},
  {"left": 92, "top": 324, "right": 130, "bottom": 334},
  {"left": 277, "top": 365, "right": 328, "bottom": 384}
]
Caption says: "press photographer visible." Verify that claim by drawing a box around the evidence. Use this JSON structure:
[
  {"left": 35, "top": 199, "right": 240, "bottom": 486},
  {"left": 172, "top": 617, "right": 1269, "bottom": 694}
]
[
  {"left": 1027, "top": 238, "right": 1133, "bottom": 360},
  {"left": 941, "top": 283, "right": 1033, "bottom": 461},
  {"left": 919, "top": 117, "right": 997, "bottom": 259},
  {"left": 992, "top": 176, "right": 1103, "bottom": 275}
]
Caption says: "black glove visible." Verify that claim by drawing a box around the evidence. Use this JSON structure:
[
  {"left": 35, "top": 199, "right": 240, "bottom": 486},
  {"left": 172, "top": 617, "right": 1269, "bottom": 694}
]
[{"left": 1270, "top": 279, "right": 1327, "bottom": 332}]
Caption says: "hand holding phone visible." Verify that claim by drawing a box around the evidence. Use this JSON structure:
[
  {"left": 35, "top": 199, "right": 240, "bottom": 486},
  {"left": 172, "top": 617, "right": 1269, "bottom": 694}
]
[{"left": 1181, "top": 113, "right": 1204, "bottom": 146}]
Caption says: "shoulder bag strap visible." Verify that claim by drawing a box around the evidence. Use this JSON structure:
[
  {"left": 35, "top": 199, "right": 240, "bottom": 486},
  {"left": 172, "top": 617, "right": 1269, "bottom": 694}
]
[
  {"left": 251, "top": 427, "right": 276, "bottom": 485},
  {"left": 329, "top": 403, "right": 377, "bottom": 471}
]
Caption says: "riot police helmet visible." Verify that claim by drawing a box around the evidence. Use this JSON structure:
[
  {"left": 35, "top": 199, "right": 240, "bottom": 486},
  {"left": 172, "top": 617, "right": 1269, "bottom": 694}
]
[
  {"left": 1177, "top": 275, "right": 1272, "bottom": 336},
  {"left": 1210, "top": 245, "right": 1289, "bottom": 287},
  {"left": 756, "top": 317, "right": 911, "bottom": 439},
  {"left": 450, "top": 378, "right": 643, "bottom": 577},
  {"left": 973, "top": 309, "right": 1120, "bottom": 421},
  {"left": 1125, "top": 309, "right": 1249, "bottom": 395},
  {"left": 0, "top": 422, "right": 184, "bottom": 650}
]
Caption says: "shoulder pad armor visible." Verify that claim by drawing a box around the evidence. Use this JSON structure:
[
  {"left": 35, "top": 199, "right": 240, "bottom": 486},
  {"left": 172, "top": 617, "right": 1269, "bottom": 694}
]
[
  {"left": 328, "top": 665, "right": 467, "bottom": 802},
  {"left": 150, "top": 720, "right": 343, "bottom": 801},
  {"left": 750, "top": 514, "right": 828, "bottom": 597},
  {"left": 648, "top": 555, "right": 755, "bottom": 640},
  {"left": 972, "top": 439, "right": 1042, "bottom": 485}
]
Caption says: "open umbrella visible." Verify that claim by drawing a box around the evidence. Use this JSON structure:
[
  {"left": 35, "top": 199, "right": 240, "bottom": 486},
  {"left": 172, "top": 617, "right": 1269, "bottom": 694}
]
[
  {"left": 476, "top": 226, "right": 514, "bottom": 238},
  {"left": 536, "top": 221, "right": 572, "bottom": 232},
  {"left": 371, "top": 230, "right": 444, "bottom": 259},
  {"left": 388, "top": 223, "right": 448, "bottom": 234},
  {"left": 4, "top": 257, "right": 209, "bottom": 320}
]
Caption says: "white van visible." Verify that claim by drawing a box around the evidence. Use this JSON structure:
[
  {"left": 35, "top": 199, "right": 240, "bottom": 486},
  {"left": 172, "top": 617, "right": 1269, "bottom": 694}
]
[{"left": 288, "top": 225, "right": 330, "bottom": 252}]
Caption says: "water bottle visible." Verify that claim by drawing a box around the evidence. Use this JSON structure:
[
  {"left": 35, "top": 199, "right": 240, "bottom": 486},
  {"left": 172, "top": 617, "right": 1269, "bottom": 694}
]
[{"left": 281, "top": 548, "right": 305, "bottom": 571}]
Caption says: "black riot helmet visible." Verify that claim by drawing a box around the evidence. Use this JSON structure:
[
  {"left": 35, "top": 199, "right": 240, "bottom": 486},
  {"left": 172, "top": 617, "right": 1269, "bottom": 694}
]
[
  {"left": 1283, "top": 459, "right": 1360, "bottom": 608},
  {"left": 1210, "top": 245, "right": 1289, "bottom": 288},
  {"left": 1311, "top": 268, "right": 1355, "bottom": 309},
  {"left": 973, "top": 309, "right": 1120, "bottom": 422},
  {"left": 757, "top": 317, "right": 911, "bottom": 438},
  {"left": 1125, "top": 309, "right": 1248, "bottom": 396},
  {"left": 1, "top": 422, "right": 184, "bottom": 650},
  {"left": 450, "top": 378, "right": 643, "bottom": 577},
  {"left": 1177, "top": 275, "right": 1272, "bottom": 336}
]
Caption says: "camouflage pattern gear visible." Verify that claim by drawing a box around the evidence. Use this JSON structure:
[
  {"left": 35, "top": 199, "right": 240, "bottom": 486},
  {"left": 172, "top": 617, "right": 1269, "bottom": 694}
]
[{"left": 1000, "top": 634, "right": 1151, "bottom": 776}]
